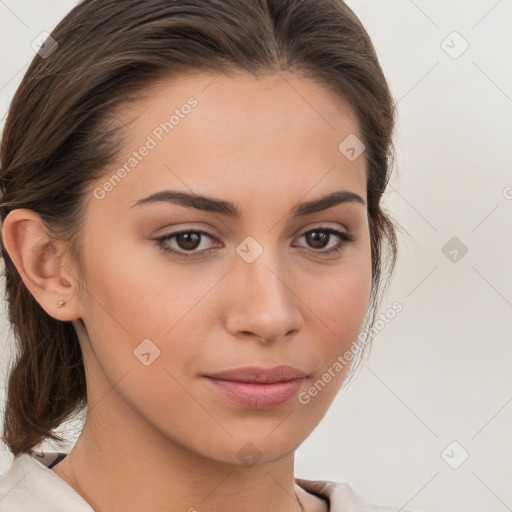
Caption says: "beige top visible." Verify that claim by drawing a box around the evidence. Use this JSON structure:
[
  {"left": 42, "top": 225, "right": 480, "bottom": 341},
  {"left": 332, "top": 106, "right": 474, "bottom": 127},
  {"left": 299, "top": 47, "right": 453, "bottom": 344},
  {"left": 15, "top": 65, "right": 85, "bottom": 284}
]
[{"left": 0, "top": 451, "right": 419, "bottom": 512}]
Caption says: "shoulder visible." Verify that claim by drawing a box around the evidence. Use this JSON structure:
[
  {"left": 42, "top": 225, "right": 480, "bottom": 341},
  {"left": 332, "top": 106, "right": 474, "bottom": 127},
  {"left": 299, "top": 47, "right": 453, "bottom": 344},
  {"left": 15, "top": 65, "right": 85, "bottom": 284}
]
[
  {"left": 0, "top": 451, "right": 93, "bottom": 512},
  {"left": 295, "top": 476, "right": 423, "bottom": 512}
]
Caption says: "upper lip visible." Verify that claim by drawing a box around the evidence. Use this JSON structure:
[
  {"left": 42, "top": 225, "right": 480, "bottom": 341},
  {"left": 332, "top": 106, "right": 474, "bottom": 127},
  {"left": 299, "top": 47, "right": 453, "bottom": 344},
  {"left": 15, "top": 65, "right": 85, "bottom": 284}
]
[{"left": 205, "top": 365, "right": 308, "bottom": 383}]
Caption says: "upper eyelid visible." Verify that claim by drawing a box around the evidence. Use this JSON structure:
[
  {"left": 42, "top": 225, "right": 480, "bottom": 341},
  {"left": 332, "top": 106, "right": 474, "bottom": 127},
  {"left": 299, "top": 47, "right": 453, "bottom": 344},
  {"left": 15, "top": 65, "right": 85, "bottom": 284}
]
[
  {"left": 155, "top": 224, "right": 352, "bottom": 249},
  {"left": 156, "top": 223, "right": 349, "bottom": 240}
]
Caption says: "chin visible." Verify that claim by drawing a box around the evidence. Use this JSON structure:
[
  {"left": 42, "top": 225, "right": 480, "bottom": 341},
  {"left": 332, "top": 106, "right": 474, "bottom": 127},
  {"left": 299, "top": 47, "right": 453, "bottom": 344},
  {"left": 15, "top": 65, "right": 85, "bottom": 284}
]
[{"left": 198, "top": 429, "right": 305, "bottom": 467}]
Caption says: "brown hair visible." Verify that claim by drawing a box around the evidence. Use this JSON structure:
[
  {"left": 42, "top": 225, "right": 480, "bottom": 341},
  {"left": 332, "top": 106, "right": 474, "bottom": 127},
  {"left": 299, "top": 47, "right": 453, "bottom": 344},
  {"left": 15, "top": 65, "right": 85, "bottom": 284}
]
[{"left": 0, "top": 0, "right": 399, "bottom": 457}]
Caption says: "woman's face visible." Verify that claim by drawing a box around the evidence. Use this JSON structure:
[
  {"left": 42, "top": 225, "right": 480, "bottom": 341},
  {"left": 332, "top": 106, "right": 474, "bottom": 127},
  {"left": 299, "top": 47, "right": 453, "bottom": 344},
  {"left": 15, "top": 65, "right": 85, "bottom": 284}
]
[{"left": 72, "top": 70, "right": 372, "bottom": 465}]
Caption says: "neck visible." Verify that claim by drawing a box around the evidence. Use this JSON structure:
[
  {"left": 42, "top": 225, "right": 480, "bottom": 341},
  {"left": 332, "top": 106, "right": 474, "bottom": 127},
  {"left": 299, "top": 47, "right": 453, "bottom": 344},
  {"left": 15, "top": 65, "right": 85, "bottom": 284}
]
[{"left": 51, "top": 405, "right": 325, "bottom": 512}]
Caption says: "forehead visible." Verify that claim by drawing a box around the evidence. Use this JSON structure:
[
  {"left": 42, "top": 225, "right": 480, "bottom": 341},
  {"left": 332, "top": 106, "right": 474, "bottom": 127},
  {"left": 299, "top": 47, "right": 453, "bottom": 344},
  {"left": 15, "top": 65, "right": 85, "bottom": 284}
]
[{"left": 91, "top": 70, "right": 367, "bottom": 213}]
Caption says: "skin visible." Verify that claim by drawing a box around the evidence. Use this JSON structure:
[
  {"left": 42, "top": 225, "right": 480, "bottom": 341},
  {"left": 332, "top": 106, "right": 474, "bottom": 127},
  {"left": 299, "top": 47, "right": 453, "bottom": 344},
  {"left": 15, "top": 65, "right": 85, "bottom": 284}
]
[{"left": 2, "top": 70, "right": 371, "bottom": 512}]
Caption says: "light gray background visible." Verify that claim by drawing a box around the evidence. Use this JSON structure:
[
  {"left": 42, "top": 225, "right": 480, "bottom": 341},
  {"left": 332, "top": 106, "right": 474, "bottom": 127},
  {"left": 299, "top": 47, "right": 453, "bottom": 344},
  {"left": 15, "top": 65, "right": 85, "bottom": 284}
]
[{"left": 1, "top": 1, "right": 511, "bottom": 512}]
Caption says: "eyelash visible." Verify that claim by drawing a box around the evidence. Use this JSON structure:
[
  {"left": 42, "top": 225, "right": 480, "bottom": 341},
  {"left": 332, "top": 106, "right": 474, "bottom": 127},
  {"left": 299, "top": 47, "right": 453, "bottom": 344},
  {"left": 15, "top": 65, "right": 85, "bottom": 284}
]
[{"left": 153, "top": 226, "right": 356, "bottom": 259}]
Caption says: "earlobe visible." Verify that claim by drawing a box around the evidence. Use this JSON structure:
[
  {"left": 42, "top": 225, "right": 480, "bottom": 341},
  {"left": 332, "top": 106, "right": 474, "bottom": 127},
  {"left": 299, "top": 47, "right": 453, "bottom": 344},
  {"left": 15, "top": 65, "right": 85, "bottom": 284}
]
[{"left": 1, "top": 208, "right": 81, "bottom": 321}]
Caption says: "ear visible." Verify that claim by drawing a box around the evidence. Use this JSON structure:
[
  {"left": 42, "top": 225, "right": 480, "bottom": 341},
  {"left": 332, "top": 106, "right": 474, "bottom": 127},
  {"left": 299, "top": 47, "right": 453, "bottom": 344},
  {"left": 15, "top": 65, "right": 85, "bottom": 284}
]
[{"left": 1, "top": 208, "right": 83, "bottom": 321}]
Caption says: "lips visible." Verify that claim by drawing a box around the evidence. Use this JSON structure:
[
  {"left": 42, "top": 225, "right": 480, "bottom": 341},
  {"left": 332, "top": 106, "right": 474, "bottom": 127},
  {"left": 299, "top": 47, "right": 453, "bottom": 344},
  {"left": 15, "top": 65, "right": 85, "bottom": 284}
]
[
  {"left": 203, "top": 365, "right": 309, "bottom": 409},
  {"left": 205, "top": 365, "right": 308, "bottom": 383}
]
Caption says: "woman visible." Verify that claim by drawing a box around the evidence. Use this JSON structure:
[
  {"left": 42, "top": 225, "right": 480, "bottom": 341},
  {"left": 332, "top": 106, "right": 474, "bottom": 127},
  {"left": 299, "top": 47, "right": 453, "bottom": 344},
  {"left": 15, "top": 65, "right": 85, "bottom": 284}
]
[{"left": 0, "top": 0, "right": 410, "bottom": 510}]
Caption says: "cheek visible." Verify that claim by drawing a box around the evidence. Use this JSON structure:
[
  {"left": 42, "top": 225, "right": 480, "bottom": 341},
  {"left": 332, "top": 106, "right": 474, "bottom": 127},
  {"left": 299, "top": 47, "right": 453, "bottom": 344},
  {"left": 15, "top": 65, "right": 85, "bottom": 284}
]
[
  {"left": 81, "top": 229, "right": 179, "bottom": 335},
  {"left": 291, "top": 257, "right": 372, "bottom": 425},
  {"left": 79, "top": 231, "right": 216, "bottom": 380},
  {"left": 77, "top": 239, "right": 198, "bottom": 419},
  {"left": 335, "top": 262, "right": 371, "bottom": 335},
  {"left": 307, "top": 248, "right": 372, "bottom": 342}
]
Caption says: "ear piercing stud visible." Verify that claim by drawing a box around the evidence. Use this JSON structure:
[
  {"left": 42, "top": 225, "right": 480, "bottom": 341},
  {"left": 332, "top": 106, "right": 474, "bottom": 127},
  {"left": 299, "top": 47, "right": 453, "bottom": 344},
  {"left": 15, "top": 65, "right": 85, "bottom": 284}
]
[{"left": 57, "top": 300, "right": 66, "bottom": 308}]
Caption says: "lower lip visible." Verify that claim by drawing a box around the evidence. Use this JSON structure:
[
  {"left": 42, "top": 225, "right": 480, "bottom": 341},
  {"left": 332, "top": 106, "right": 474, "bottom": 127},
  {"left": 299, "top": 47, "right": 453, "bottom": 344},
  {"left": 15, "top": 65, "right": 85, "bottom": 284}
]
[{"left": 204, "top": 377, "right": 306, "bottom": 409}]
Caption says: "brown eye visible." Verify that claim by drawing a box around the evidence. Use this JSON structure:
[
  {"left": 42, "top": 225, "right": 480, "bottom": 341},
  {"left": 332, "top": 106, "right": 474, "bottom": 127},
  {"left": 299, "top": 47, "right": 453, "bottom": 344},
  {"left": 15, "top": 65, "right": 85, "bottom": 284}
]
[
  {"left": 175, "top": 232, "right": 201, "bottom": 251},
  {"left": 153, "top": 226, "right": 356, "bottom": 260},
  {"left": 295, "top": 227, "right": 356, "bottom": 255},
  {"left": 154, "top": 229, "right": 216, "bottom": 259},
  {"left": 305, "top": 230, "right": 330, "bottom": 249}
]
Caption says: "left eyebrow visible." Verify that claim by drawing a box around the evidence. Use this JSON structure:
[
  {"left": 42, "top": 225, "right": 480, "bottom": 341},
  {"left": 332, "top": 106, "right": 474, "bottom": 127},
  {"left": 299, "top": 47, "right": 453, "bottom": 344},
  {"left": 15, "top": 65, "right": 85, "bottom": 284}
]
[
  {"left": 130, "top": 189, "right": 366, "bottom": 217},
  {"left": 291, "top": 190, "right": 365, "bottom": 216}
]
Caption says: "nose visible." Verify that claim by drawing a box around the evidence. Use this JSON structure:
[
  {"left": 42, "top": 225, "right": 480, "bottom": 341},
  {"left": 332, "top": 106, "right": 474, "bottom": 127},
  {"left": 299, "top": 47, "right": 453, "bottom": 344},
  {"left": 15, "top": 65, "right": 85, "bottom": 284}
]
[{"left": 224, "top": 243, "right": 303, "bottom": 344}]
